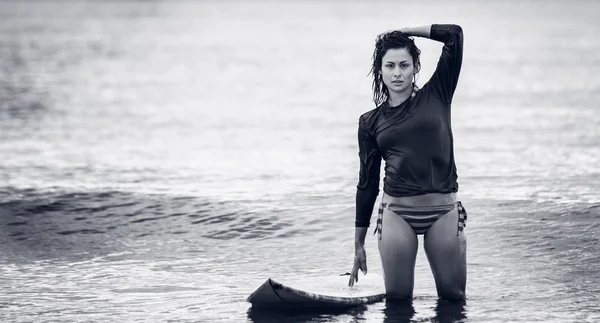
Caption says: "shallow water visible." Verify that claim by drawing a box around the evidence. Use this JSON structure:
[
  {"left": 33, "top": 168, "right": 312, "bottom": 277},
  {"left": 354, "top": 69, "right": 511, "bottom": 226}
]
[{"left": 1, "top": 0, "right": 599, "bottom": 322}]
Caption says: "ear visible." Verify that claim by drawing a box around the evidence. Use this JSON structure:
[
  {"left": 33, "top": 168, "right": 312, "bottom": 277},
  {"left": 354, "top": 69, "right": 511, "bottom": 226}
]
[{"left": 413, "top": 61, "right": 421, "bottom": 74}]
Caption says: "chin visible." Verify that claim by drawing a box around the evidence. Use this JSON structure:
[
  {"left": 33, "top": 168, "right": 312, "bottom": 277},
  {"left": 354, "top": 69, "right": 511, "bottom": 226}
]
[{"left": 389, "top": 84, "right": 408, "bottom": 92}]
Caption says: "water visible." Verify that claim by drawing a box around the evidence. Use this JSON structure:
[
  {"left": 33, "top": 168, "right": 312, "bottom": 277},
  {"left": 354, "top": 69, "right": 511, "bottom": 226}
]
[{"left": 1, "top": 0, "right": 599, "bottom": 322}]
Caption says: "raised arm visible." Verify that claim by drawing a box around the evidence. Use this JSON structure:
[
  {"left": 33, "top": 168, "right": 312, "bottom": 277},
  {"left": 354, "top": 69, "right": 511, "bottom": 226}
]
[{"left": 403, "top": 24, "right": 464, "bottom": 104}]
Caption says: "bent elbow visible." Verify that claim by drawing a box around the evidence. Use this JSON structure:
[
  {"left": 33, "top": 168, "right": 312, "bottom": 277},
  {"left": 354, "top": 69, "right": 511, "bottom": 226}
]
[
  {"left": 450, "top": 24, "right": 463, "bottom": 35},
  {"left": 448, "top": 24, "right": 463, "bottom": 46}
]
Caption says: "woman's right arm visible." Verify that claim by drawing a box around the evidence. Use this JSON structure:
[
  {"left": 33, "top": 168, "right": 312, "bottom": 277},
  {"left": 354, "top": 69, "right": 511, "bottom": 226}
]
[
  {"left": 355, "top": 116, "right": 381, "bottom": 234},
  {"left": 350, "top": 118, "right": 381, "bottom": 286}
]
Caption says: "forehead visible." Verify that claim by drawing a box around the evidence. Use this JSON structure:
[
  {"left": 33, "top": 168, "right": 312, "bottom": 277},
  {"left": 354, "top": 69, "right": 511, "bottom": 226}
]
[{"left": 382, "top": 48, "right": 412, "bottom": 62}]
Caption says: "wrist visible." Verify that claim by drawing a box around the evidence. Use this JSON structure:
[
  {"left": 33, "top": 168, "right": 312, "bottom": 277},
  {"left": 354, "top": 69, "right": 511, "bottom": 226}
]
[{"left": 399, "top": 25, "right": 432, "bottom": 39}]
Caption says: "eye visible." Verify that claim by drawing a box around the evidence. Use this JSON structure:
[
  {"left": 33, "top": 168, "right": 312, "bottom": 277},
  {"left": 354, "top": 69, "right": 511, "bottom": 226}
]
[
  {"left": 400, "top": 63, "right": 409, "bottom": 68},
  {"left": 385, "top": 64, "right": 394, "bottom": 68}
]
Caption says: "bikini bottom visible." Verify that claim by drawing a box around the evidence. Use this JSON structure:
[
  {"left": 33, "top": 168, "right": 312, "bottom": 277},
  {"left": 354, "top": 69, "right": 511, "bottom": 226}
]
[{"left": 374, "top": 201, "right": 468, "bottom": 237}]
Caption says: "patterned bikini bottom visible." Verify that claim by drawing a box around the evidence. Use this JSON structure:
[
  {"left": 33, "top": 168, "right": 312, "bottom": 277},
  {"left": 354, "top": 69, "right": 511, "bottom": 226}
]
[{"left": 374, "top": 201, "right": 468, "bottom": 237}]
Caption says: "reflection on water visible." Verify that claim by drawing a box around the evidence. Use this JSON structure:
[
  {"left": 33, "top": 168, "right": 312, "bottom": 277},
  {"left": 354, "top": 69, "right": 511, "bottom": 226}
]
[
  {"left": 245, "top": 298, "right": 466, "bottom": 323},
  {"left": 381, "top": 299, "right": 416, "bottom": 323},
  {"left": 247, "top": 305, "right": 369, "bottom": 323},
  {"left": 433, "top": 299, "right": 467, "bottom": 323}
]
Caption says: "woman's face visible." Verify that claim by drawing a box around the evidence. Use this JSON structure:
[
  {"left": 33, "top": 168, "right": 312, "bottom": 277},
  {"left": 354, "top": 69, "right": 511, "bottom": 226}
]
[{"left": 380, "top": 48, "right": 416, "bottom": 95}]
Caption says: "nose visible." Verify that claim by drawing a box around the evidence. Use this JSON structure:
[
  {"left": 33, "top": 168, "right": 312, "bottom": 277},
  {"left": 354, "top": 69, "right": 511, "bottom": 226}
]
[{"left": 393, "top": 66, "right": 402, "bottom": 78}]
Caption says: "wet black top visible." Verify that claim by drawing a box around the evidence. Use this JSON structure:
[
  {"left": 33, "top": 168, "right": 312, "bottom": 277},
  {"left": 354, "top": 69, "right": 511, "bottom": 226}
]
[{"left": 355, "top": 24, "right": 463, "bottom": 227}]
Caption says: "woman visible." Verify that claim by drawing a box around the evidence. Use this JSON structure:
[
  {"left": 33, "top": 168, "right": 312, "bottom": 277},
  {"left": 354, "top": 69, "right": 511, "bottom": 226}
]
[{"left": 348, "top": 24, "right": 468, "bottom": 301}]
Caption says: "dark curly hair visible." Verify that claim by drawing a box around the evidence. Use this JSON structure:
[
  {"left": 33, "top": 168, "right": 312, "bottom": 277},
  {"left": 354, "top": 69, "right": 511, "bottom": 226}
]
[{"left": 369, "top": 31, "right": 421, "bottom": 106}]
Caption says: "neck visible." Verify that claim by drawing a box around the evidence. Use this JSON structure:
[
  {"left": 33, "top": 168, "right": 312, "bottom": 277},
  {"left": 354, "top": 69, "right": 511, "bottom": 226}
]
[{"left": 387, "top": 87, "right": 412, "bottom": 107}]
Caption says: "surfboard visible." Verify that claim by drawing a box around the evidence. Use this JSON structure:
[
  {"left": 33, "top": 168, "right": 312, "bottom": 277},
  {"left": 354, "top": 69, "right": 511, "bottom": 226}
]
[{"left": 247, "top": 276, "right": 386, "bottom": 308}]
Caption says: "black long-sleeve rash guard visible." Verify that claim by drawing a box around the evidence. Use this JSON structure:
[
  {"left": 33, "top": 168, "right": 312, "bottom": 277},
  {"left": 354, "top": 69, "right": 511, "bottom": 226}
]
[{"left": 355, "top": 24, "right": 464, "bottom": 227}]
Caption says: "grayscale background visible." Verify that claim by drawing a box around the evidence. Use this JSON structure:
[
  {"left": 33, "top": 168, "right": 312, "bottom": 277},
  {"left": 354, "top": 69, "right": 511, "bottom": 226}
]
[{"left": 1, "top": 0, "right": 598, "bottom": 322}]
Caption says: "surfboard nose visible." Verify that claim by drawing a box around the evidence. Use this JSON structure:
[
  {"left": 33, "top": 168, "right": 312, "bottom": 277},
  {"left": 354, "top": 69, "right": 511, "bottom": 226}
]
[{"left": 247, "top": 278, "right": 386, "bottom": 308}]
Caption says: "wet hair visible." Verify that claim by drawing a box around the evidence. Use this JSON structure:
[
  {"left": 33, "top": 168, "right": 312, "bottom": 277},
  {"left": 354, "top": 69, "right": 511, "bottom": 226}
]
[{"left": 369, "top": 31, "right": 421, "bottom": 106}]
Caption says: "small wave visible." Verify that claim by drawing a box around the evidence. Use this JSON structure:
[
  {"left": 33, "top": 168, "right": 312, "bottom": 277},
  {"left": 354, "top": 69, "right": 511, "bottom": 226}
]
[
  {"left": 0, "top": 186, "right": 324, "bottom": 262},
  {"left": 566, "top": 203, "right": 600, "bottom": 218},
  {"left": 112, "top": 286, "right": 202, "bottom": 294},
  {"left": 190, "top": 212, "right": 237, "bottom": 225},
  {"left": 56, "top": 229, "right": 106, "bottom": 235},
  {"left": 6, "top": 221, "right": 27, "bottom": 226},
  {"left": 196, "top": 208, "right": 306, "bottom": 241},
  {"left": 130, "top": 215, "right": 171, "bottom": 224}
]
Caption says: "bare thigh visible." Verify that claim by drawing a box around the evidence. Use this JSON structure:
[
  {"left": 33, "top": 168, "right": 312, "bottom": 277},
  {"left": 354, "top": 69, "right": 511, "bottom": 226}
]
[
  {"left": 424, "top": 207, "right": 467, "bottom": 300},
  {"left": 377, "top": 207, "right": 418, "bottom": 299}
]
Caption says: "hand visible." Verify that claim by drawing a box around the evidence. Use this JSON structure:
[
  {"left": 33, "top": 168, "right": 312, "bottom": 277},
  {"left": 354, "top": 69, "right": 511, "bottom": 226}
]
[{"left": 348, "top": 245, "right": 367, "bottom": 287}]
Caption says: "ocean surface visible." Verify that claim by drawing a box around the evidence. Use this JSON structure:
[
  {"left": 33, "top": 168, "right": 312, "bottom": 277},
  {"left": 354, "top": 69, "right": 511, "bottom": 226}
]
[{"left": 1, "top": 0, "right": 599, "bottom": 322}]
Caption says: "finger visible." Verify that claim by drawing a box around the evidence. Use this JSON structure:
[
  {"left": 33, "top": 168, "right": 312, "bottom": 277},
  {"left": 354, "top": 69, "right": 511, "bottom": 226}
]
[
  {"left": 361, "top": 260, "right": 368, "bottom": 275},
  {"left": 349, "top": 272, "right": 358, "bottom": 287},
  {"left": 348, "top": 266, "right": 358, "bottom": 286},
  {"left": 349, "top": 274, "right": 357, "bottom": 287},
  {"left": 350, "top": 263, "right": 359, "bottom": 286}
]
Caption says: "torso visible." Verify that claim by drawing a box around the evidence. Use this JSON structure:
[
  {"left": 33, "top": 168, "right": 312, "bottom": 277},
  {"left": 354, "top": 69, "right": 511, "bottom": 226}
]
[{"left": 361, "top": 83, "right": 459, "bottom": 198}]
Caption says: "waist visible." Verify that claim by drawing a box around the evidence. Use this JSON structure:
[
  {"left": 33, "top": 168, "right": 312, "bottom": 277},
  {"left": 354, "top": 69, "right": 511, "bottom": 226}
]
[{"left": 382, "top": 191, "right": 457, "bottom": 207}]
